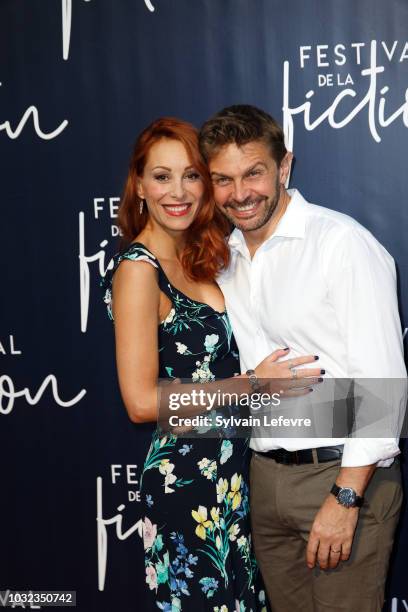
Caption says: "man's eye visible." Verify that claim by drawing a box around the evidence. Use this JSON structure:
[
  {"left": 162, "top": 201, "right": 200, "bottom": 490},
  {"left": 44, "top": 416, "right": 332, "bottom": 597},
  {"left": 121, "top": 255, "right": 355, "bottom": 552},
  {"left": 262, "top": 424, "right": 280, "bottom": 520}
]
[
  {"left": 154, "top": 174, "right": 169, "bottom": 182},
  {"left": 214, "top": 177, "right": 230, "bottom": 185},
  {"left": 248, "top": 170, "right": 261, "bottom": 178}
]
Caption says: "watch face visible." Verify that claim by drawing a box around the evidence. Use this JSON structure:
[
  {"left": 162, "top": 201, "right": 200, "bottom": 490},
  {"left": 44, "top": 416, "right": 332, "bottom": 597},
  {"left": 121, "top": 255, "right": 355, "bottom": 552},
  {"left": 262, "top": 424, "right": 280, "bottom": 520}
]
[{"left": 337, "top": 487, "right": 357, "bottom": 508}]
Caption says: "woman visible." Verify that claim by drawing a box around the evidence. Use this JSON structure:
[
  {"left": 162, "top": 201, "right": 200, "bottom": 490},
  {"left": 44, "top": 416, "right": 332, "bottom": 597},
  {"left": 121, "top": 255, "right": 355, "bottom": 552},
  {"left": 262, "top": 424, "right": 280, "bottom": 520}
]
[{"left": 101, "top": 117, "right": 320, "bottom": 611}]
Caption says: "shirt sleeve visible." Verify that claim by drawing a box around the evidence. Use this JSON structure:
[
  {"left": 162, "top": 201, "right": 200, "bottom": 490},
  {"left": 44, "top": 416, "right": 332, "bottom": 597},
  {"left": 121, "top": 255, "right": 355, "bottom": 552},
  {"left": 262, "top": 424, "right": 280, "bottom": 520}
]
[{"left": 323, "top": 224, "right": 407, "bottom": 467}]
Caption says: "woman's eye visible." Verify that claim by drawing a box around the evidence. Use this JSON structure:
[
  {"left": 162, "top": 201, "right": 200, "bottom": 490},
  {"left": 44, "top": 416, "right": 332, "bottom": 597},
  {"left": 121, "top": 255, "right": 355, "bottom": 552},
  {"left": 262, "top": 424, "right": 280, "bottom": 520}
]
[
  {"left": 185, "top": 172, "right": 200, "bottom": 181},
  {"left": 154, "top": 174, "right": 169, "bottom": 182}
]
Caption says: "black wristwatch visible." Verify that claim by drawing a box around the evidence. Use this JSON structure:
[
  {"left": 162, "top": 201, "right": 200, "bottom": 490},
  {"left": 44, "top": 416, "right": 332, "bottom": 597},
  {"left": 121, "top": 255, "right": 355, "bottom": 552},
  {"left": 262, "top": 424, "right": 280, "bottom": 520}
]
[{"left": 330, "top": 484, "right": 364, "bottom": 508}]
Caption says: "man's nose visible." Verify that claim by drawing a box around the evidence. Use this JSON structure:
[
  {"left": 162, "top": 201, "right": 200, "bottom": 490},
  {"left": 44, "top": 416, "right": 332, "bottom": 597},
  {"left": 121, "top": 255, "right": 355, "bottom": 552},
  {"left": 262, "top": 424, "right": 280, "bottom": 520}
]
[{"left": 232, "top": 180, "right": 250, "bottom": 203}]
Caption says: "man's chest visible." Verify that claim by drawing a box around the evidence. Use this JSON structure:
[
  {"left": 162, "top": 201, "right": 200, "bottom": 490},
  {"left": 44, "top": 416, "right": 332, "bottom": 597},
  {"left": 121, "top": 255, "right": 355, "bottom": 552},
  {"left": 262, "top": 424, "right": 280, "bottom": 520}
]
[{"left": 220, "top": 243, "right": 332, "bottom": 344}]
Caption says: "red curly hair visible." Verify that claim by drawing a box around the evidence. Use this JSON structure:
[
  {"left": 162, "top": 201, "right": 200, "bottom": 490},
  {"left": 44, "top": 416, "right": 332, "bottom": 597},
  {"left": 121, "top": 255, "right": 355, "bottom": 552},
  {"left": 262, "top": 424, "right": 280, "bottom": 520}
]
[{"left": 118, "top": 117, "right": 230, "bottom": 281}]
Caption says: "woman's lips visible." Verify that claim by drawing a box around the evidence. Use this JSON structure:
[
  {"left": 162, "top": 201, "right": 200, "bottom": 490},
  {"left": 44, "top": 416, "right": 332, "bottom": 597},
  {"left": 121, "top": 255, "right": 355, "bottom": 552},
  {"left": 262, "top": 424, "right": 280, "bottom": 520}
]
[{"left": 162, "top": 203, "right": 193, "bottom": 217}]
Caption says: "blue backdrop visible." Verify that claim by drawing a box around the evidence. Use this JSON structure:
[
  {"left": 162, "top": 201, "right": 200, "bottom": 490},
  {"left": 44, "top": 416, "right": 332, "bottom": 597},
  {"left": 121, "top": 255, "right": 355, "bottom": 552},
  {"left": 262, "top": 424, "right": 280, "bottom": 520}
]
[{"left": 1, "top": 1, "right": 407, "bottom": 610}]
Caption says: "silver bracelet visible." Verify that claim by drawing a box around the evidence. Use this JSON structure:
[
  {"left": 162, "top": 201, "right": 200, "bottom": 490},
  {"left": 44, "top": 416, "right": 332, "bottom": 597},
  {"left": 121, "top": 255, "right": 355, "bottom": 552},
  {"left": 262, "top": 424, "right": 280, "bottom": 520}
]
[{"left": 246, "top": 369, "right": 261, "bottom": 393}]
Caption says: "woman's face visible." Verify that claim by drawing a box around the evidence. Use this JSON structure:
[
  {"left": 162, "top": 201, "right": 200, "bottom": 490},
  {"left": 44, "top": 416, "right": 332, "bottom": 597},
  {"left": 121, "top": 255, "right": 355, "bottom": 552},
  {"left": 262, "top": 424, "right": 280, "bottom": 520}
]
[{"left": 137, "top": 138, "right": 205, "bottom": 232}]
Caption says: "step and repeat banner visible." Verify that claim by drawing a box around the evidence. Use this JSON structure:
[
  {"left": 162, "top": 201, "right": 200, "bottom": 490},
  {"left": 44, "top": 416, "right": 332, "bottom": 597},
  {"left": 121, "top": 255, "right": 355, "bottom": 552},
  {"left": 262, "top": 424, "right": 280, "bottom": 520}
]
[{"left": 1, "top": 1, "right": 407, "bottom": 610}]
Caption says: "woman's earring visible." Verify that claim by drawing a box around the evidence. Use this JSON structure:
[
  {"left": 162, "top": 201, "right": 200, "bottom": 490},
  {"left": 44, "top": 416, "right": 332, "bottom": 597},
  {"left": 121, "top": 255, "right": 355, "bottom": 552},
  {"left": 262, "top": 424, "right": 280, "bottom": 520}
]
[{"left": 139, "top": 199, "right": 145, "bottom": 215}]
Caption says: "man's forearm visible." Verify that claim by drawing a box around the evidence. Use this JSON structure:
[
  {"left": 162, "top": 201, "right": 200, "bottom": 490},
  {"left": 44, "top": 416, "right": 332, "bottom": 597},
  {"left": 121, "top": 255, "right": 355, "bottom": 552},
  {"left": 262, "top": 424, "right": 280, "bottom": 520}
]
[{"left": 335, "top": 465, "right": 376, "bottom": 496}]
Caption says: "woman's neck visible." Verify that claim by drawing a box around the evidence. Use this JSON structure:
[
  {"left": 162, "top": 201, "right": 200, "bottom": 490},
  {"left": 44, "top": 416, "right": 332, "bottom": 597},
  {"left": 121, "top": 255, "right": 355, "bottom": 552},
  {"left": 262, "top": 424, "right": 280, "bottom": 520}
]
[{"left": 136, "top": 219, "right": 186, "bottom": 261}]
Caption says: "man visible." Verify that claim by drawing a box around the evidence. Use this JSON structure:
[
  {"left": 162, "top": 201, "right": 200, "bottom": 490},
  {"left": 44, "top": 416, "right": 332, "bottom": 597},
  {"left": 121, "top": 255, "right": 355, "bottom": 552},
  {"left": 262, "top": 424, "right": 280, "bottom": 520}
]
[{"left": 199, "top": 105, "right": 406, "bottom": 612}]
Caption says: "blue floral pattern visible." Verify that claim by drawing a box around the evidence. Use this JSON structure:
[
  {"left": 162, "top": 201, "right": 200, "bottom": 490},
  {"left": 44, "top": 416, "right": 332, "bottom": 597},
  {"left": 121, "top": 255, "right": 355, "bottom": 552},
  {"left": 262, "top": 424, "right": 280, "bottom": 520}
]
[{"left": 101, "top": 242, "right": 267, "bottom": 611}]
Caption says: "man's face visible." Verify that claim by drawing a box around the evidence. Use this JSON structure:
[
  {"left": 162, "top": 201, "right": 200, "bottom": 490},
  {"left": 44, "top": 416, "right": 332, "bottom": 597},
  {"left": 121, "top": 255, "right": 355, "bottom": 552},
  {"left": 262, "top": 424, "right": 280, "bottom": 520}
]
[{"left": 208, "top": 140, "right": 288, "bottom": 232}]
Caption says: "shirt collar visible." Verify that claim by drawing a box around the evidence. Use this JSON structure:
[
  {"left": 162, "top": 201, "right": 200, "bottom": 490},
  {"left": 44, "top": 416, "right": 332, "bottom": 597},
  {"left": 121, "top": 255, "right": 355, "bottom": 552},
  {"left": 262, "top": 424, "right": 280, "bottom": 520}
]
[{"left": 228, "top": 188, "right": 307, "bottom": 251}]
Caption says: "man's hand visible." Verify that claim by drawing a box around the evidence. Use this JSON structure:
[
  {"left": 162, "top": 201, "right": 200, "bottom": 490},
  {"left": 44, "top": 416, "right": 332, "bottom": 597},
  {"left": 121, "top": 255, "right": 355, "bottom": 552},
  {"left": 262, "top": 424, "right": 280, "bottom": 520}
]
[{"left": 306, "top": 494, "right": 359, "bottom": 570}]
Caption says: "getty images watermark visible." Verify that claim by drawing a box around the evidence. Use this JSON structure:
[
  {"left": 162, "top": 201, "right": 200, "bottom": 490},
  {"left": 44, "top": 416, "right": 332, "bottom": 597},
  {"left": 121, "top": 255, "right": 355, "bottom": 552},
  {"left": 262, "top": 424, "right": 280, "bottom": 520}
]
[
  {"left": 165, "top": 389, "right": 312, "bottom": 431},
  {"left": 157, "top": 378, "right": 408, "bottom": 439}
]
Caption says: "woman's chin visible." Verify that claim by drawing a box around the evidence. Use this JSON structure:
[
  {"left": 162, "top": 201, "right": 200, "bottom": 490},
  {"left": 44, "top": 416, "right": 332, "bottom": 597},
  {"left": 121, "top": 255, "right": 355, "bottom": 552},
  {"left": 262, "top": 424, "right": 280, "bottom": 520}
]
[{"left": 158, "top": 211, "right": 199, "bottom": 232}]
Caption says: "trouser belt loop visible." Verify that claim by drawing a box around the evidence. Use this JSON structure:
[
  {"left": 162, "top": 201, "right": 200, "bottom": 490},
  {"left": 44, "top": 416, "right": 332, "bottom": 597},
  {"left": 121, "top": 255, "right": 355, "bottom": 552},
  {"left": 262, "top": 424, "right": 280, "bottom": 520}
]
[{"left": 312, "top": 448, "right": 319, "bottom": 466}]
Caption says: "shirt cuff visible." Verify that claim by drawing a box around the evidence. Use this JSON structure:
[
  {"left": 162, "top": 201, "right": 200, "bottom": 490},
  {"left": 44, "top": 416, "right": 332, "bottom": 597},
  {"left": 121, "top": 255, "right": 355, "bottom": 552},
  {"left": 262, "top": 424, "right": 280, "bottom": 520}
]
[{"left": 340, "top": 438, "right": 401, "bottom": 467}]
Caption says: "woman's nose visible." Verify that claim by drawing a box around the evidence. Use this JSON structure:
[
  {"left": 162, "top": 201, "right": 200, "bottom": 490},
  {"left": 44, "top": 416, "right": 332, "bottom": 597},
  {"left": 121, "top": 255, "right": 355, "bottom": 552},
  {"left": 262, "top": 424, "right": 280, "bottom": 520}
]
[{"left": 169, "top": 178, "right": 186, "bottom": 200}]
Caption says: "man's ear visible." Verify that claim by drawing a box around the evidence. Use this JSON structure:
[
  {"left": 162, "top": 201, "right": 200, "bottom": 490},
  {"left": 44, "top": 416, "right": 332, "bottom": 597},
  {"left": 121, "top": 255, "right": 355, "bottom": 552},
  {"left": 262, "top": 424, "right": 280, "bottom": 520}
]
[{"left": 279, "top": 151, "right": 293, "bottom": 186}]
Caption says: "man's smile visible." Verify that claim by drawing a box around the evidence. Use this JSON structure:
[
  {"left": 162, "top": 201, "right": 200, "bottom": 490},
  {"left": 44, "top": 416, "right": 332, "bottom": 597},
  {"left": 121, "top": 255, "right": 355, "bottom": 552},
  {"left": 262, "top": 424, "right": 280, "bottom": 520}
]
[{"left": 225, "top": 197, "right": 266, "bottom": 218}]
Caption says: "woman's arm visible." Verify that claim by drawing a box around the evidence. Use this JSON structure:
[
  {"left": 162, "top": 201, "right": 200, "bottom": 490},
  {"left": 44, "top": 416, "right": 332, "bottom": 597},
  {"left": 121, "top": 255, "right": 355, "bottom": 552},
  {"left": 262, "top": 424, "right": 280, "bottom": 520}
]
[
  {"left": 112, "top": 260, "right": 322, "bottom": 424},
  {"left": 112, "top": 259, "right": 161, "bottom": 423}
]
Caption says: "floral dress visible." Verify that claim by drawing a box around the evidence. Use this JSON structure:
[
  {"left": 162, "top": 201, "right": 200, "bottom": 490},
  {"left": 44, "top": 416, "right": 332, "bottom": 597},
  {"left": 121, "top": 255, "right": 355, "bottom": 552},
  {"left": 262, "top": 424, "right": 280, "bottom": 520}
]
[{"left": 101, "top": 242, "right": 267, "bottom": 612}]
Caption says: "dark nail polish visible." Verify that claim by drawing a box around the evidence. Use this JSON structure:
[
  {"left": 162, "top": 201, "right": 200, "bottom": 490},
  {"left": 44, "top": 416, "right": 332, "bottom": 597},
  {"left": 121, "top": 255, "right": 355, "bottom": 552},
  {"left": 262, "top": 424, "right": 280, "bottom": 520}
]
[
  {"left": 320, "top": 369, "right": 325, "bottom": 375},
  {"left": 283, "top": 347, "right": 289, "bottom": 351},
  {"left": 318, "top": 377, "right": 323, "bottom": 382},
  {"left": 314, "top": 355, "right": 319, "bottom": 360},
  {"left": 308, "top": 388, "right": 314, "bottom": 392}
]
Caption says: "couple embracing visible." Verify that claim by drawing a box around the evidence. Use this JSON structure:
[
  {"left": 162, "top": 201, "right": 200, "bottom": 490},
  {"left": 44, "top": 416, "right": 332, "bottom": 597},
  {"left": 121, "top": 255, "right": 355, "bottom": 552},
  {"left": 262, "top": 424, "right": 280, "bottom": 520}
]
[{"left": 102, "top": 105, "right": 405, "bottom": 612}]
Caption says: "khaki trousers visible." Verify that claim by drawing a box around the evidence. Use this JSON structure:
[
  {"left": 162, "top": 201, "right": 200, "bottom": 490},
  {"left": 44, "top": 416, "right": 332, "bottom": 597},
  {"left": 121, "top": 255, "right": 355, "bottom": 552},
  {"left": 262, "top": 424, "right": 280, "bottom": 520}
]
[{"left": 250, "top": 452, "right": 402, "bottom": 612}]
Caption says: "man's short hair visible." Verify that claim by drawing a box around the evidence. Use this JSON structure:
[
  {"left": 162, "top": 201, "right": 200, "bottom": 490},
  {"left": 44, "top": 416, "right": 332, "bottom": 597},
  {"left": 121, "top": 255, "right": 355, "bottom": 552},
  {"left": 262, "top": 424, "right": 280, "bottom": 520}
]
[{"left": 199, "top": 104, "right": 287, "bottom": 166}]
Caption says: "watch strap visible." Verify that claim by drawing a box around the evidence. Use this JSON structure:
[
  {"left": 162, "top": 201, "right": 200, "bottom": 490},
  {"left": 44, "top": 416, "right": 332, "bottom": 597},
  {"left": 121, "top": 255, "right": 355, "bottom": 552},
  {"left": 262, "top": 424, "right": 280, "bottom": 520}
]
[{"left": 331, "top": 483, "right": 364, "bottom": 508}]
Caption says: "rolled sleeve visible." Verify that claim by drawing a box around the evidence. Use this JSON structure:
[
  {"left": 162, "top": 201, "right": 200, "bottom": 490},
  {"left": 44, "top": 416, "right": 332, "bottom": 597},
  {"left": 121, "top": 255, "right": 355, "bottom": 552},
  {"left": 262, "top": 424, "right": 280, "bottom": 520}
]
[
  {"left": 325, "top": 226, "right": 407, "bottom": 466},
  {"left": 341, "top": 438, "right": 400, "bottom": 467}
]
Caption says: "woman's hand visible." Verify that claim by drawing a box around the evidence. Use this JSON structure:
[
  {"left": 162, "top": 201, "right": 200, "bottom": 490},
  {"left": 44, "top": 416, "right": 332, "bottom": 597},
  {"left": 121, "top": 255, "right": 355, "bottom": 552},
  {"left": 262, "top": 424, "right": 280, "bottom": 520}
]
[{"left": 255, "top": 348, "right": 323, "bottom": 395}]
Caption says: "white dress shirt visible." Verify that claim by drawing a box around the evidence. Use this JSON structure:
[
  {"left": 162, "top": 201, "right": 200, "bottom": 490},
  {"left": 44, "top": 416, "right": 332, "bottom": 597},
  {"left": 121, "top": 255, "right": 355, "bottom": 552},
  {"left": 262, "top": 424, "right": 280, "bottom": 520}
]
[{"left": 218, "top": 189, "right": 407, "bottom": 467}]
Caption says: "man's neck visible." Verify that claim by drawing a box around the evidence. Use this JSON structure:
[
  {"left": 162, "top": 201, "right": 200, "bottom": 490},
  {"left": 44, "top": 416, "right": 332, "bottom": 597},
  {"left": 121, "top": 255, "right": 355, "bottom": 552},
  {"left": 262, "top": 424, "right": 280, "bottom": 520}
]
[{"left": 243, "top": 188, "right": 291, "bottom": 258}]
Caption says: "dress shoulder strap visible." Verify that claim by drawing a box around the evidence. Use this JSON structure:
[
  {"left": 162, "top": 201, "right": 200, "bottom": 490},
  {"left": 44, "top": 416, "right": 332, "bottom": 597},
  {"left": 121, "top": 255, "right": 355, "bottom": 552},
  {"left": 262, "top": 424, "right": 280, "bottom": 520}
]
[
  {"left": 122, "top": 242, "right": 180, "bottom": 302},
  {"left": 100, "top": 242, "right": 172, "bottom": 321},
  {"left": 115, "top": 242, "right": 160, "bottom": 270}
]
